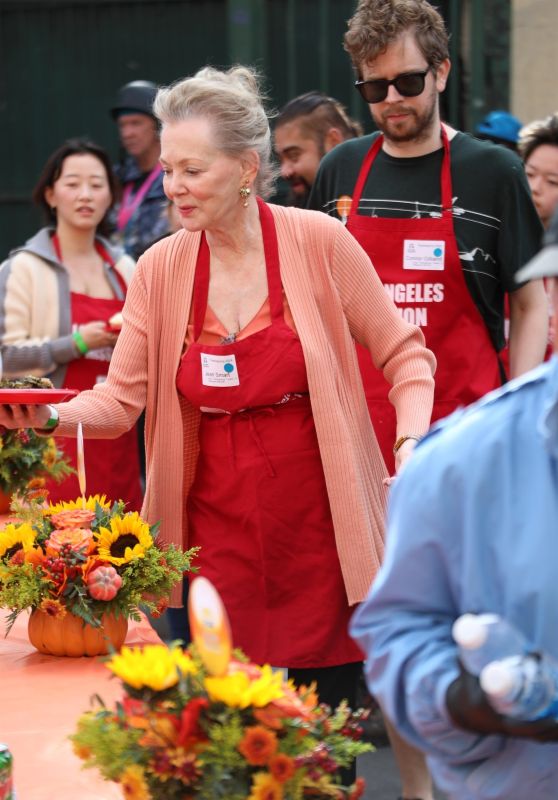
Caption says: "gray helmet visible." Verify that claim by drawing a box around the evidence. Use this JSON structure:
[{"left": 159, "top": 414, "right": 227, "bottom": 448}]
[{"left": 110, "top": 80, "right": 158, "bottom": 120}]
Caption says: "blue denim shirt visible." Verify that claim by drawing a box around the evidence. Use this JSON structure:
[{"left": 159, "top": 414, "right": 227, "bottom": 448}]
[{"left": 351, "top": 356, "right": 558, "bottom": 800}]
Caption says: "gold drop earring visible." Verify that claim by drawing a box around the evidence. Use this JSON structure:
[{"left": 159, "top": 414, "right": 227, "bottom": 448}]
[{"left": 239, "top": 184, "right": 251, "bottom": 207}]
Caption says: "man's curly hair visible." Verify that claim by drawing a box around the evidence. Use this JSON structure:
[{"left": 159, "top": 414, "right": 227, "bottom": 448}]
[{"left": 344, "top": 0, "right": 449, "bottom": 75}]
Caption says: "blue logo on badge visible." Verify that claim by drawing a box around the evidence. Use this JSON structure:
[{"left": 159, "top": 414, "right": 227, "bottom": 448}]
[
  {"left": 223, "top": 363, "right": 235, "bottom": 373},
  {"left": 433, "top": 247, "right": 443, "bottom": 258}
]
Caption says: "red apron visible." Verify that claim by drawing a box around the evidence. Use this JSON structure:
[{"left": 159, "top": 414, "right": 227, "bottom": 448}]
[
  {"left": 347, "top": 128, "right": 502, "bottom": 473},
  {"left": 176, "top": 197, "right": 362, "bottom": 668},
  {"left": 45, "top": 241, "right": 143, "bottom": 510}
]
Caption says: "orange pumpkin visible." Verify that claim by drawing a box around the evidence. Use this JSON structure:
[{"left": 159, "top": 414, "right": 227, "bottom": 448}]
[{"left": 27, "top": 609, "right": 128, "bottom": 657}]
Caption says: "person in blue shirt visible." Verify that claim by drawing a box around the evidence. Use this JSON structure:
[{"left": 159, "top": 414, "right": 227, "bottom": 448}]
[{"left": 351, "top": 209, "right": 558, "bottom": 800}]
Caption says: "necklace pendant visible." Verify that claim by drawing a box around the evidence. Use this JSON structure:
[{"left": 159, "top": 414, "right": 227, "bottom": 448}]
[{"left": 220, "top": 332, "right": 238, "bottom": 345}]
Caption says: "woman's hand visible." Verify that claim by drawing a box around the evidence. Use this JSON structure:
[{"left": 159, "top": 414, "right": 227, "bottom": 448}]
[
  {"left": 395, "top": 437, "right": 419, "bottom": 472},
  {"left": 0, "top": 403, "right": 51, "bottom": 431},
  {"left": 78, "top": 321, "right": 119, "bottom": 351},
  {"left": 384, "top": 438, "right": 420, "bottom": 487}
]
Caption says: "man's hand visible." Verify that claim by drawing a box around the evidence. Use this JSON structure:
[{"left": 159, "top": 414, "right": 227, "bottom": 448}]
[{"left": 446, "top": 662, "right": 558, "bottom": 742}]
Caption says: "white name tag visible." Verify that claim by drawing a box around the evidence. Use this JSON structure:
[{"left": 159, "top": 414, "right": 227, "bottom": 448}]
[
  {"left": 403, "top": 240, "right": 445, "bottom": 271},
  {"left": 201, "top": 353, "right": 240, "bottom": 387}
]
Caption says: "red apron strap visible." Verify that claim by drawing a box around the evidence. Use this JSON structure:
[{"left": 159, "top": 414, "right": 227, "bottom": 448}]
[
  {"left": 193, "top": 233, "right": 210, "bottom": 341},
  {"left": 51, "top": 232, "right": 63, "bottom": 263},
  {"left": 94, "top": 242, "right": 128, "bottom": 295},
  {"left": 439, "top": 126, "right": 454, "bottom": 217},
  {"left": 256, "top": 197, "right": 284, "bottom": 322},
  {"left": 348, "top": 135, "right": 384, "bottom": 221}
]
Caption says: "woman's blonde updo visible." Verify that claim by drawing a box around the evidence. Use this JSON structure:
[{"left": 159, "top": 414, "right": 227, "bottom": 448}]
[{"left": 154, "top": 65, "right": 277, "bottom": 198}]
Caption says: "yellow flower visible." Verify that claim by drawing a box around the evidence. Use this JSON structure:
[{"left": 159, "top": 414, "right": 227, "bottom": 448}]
[
  {"left": 0, "top": 522, "right": 37, "bottom": 560},
  {"left": 119, "top": 764, "right": 151, "bottom": 800},
  {"left": 72, "top": 740, "right": 92, "bottom": 761},
  {"left": 204, "top": 664, "right": 284, "bottom": 709},
  {"left": 45, "top": 495, "right": 110, "bottom": 515},
  {"left": 39, "top": 598, "right": 67, "bottom": 618},
  {"left": 248, "top": 771, "right": 284, "bottom": 800},
  {"left": 106, "top": 644, "right": 195, "bottom": 691},
  {"left": 95, "top": 512, "right": 153, "bottom": 566},
  {"left": 139, "top": 714, "right": 178, "bottom": 748},
  {"left": 42, "top": 438, "right": 58, "bottom": 468}
]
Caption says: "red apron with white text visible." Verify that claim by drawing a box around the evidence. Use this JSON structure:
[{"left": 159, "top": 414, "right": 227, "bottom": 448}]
[
  {"left": 347, "top": 128, "right": 501, "bottom": 473},
  {"left": 176, "top": 197, "right": 362, "bottom": 668},
  {"left": 44, "top": 254, "right": 143, "bottom": 510}
]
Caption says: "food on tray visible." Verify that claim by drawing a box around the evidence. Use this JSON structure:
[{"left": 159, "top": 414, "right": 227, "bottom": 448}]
[
  {"left": 108, "top": 311, "right": 123, "bottom": 330},
  {"left": 0, "top": 376, "right": 54, "bottom": 389}
]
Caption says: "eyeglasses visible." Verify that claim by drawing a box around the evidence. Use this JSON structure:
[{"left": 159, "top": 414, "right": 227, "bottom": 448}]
[{"left": 355, "top": 69, "right": 430, "bottom": 104}]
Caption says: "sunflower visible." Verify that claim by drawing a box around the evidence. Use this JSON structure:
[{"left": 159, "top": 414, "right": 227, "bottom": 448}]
[
  {"left": 106, "top": 644, "right": 195, "bottom": 692},
  {"left": 119, "top": 764, "right": 151, "bottom": 800},
  {"left": 204, "top": 664, "right": 284, "bottom": 709},
  {"left": 95, "top": 513, "right": 153, "bottom": 565},
  {"left": 44, "top": 494, "right": 110, "bottom": 516},
  {"left": 0, "top": 523, "right": 37, "bottom": 561}
]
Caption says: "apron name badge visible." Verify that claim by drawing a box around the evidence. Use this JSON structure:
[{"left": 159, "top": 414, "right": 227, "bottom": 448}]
[
  {"left": 403, "top": 240, "right": 445, "bottom": 271},
  {"left": 201, "top": 353, "right": 240, "bottom": 387}
]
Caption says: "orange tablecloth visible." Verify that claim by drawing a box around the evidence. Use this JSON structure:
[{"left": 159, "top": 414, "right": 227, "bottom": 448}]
[{"left": 0, "top": 609, "right": 162, "bottom": 799}]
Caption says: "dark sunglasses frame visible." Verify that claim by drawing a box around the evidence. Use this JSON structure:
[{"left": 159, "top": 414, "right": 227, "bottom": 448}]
[{"left": 355, "top": 69, "right": 431, "bottom": 104}]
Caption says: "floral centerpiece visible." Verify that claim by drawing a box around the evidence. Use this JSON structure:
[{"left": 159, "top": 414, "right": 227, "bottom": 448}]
[
  {"left": 0, "top": 428, "right": 73, "bottom": 497},
  {"left": 71, "top": 642, "right": 372, "bottom": 799},
  {"left": 0, "top": 495, "right": 196, "bottom": 656}
]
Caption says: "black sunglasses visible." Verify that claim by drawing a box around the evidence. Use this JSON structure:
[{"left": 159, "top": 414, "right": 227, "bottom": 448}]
[{"left": 355, "top": 69, "right": 430, "bottom": 104}]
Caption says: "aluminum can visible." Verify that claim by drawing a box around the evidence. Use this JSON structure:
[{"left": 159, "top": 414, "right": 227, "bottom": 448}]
[{"left": 0, "top": 744, "right": 14, "bottom": 800}]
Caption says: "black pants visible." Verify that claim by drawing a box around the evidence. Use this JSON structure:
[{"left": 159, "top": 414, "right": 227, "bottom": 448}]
[
  {"left": 289, "top": 661, "right": 363, "bottom": 785},
  {"left": 166, "top": 579, "right": 191, "bottom": 644}
]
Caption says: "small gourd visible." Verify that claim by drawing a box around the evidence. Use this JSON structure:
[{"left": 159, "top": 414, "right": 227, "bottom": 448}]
[{"left": 87, "top": 565, "right": 122, "bottom": 601}]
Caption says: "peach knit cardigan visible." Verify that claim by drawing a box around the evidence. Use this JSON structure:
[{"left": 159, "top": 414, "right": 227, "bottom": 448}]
[{"left": 56, "top": 204, "right": 435, "bottom": 606}]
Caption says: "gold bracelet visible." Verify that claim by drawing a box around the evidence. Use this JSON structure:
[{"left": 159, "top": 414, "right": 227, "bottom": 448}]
[{"left": 393, "top": 434, "right": 422, "bottom": 455}]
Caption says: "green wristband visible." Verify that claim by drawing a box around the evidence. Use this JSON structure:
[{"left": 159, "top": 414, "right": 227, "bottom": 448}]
[
  {"left": 43, "top": 406, "right": 59, "bottom": 430},
  {"left": 72, "top": 330, "right": 89, "bottom": 356}
]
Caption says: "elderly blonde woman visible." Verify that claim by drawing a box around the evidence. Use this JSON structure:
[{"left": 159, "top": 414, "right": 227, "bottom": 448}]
[{"left": 0, "top": 66, "right": 435, "bottom": 711}]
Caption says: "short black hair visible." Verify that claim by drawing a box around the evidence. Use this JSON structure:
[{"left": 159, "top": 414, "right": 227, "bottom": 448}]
[
  {"left": 275, "top": 92, "right": 363, "bottom": 143},
  {"left": 518, "top": 113, "right": 558, "bottom": 163}
]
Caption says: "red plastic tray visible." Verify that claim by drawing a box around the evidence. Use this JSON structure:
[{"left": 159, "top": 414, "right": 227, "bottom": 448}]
[{"left": 0, "top": 388, "right": 79, "bottom": 404}]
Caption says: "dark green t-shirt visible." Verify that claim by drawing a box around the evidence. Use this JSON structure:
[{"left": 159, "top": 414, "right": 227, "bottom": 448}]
[{"left": 308, "top": 131, "right": 543, "bottom": 350}]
